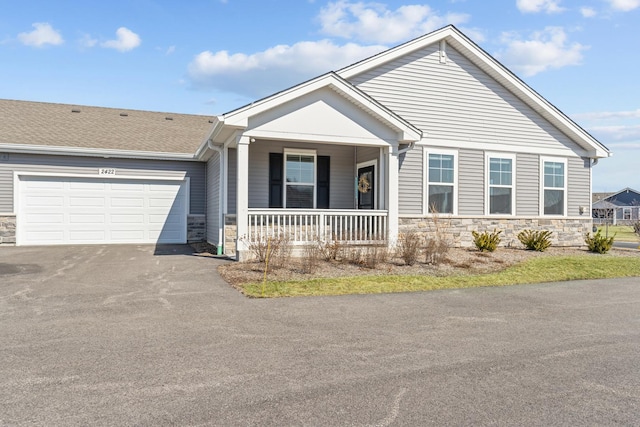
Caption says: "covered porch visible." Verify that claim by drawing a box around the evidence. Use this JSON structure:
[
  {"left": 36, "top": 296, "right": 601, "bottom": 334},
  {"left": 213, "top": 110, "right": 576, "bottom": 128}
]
[{"left": 199, "top": 72, "right": 421, "bottom": 260}]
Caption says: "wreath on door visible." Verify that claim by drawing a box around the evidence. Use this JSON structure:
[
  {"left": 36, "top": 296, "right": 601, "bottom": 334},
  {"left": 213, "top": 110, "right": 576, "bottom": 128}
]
[{"left": 358, "top": 175, "right": 370, "bottom": 193}]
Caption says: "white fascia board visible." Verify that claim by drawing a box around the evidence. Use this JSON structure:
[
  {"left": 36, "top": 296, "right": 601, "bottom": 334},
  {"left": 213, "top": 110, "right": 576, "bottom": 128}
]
[
  {"left": 0, "top": 143, "right": 199, "bottom": 161},
  {"left": 243, "top": 129, "right": 398, "bottom": 146},
  {"left": 194, "top": 117, "right": 225, "bottom": 160},
  {"left": 222, "top": 73, "right": 421, "bottom": 143}
]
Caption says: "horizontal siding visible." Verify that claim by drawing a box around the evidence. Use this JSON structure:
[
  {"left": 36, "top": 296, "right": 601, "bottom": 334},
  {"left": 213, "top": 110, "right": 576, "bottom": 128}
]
[
  {"left": 0, "top": 153, "right": 205, "bottom": 214},
  {"left": 568, "top": 157, "right": 591, "bottom": 217},
  {"left": 206, "top": 152, "right": 220, "bottom": 245},
  {"left": 516, "top": 153, "right": 540, "bottom": 216},
  {"left": 247, "top": 140, "right": 355, "bottom": 209},
  {"left": 349, "top": 44, "right": 584, "bottom": 154},
  {"left": 227, "top": 148, "right": 237, "bottom": 215},
  {"left": 458, "top": 149, "right": 484, "bottom": 216},
  {"left": 356, "top": 146, "right": 379, "bottom": 164},
  {"left": 398, "top": 147, "right": 423, "bottom": 215}
]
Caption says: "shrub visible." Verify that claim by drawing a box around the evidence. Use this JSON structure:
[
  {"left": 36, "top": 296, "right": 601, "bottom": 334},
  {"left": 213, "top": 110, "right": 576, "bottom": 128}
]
[
  {"left": 363, "top": 245, "right": 390, "bottom": 269},
  {"left": 471, "top": 229, "right": 502, "bottom": 252},
  {"left": 318, "top": 235, "right": 344, "bottom": 262},
  {"left": 517, "top": 229, "right": 553, "bottom": 252},
  {"left": 585, "top": 230, "right": 615, "bottom": 254},
  {"left": 424, "top": 237, "right": 449, "bottom": 265},
  {"left": 301, "top": 244, "right": 320, "bottom": 274},
  {"left": 397, "top": 230, "right": 421, "bottom": 265},
  {"left": 633, "top": 221, "right": 640, "bottom": 238}
]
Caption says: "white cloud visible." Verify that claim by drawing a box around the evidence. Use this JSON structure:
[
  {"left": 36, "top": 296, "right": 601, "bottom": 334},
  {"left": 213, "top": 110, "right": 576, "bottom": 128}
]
[
  {"left": 580, "top": 7, "right": 597, "bottom": 17},
  {"left": 573, "top": 109, "right": 640, "bottom": 121},
  {"left": 79, "top": 33, "right": 97, "bottom": 48},
  {"left": 516, "top": 0, "right": 565, "bottom": 13},
  {"left": 187, "top": 39, "right": 385, "bottom": 98},
  {"left": 17, "top": 23, "right": 64, "bottom": 47},
  {"left": 588, "top": 125, "right": 640, "bottom": 142},
  {"left": 101, "top": 27, "right": 141, "bottom": 52},
  {"left": 166, "top": 45, "right": 176, "bottom": 55},
  {"left": 317, "top": 1, "right": 470, "bottom": 44},
  {"left": 606, "top": 0, "right": 640, "bottom": 11},
  {"left": 496, "top": 27, "right": 587, "bottom": 76}
]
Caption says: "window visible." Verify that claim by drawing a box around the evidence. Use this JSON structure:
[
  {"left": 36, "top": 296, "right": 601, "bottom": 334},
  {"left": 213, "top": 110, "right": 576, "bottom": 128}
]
[
  {"left": 623, "top": 207, "right": 631, "bottom": 220},
  {"left": 284, "top": 150, "right": 316, "bottom": 208},
  {"left": 541, "top": 158, "right": 566, "bottom": 216},
  {"left": 487, "top": 154, "right": 515, "bottom": 215},
  {"left": 425, "top": 150, "right": 456, "bottom": 214}
]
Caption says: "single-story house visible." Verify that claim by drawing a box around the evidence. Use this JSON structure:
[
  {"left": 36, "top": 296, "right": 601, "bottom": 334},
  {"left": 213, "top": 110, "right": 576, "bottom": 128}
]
[
  {"left": 592, "top": 188, "right": 640, "bottom": 224},
  {"left": 0, "top": 25, "right": 611, "bottom": 259}
]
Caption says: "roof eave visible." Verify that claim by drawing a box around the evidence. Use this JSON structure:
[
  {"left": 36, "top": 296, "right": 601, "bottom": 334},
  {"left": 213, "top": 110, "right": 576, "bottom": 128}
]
[{"left": 0, "top": 143, "right": 199, "bottom": 161}]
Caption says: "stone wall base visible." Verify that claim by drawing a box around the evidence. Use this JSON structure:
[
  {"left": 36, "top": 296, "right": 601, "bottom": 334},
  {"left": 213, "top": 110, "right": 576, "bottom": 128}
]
[
  {"left": 399, "top": 217, "right": 593, "bottom": 248},
  {"left": 187, "top": 214, "right": 206, "bottom": 243},
  {"left": 224, "top": 215, "right": 237, "bottom": 258},
  {"left": 0, "top": 215, "right": 16, "bottom": 245}
]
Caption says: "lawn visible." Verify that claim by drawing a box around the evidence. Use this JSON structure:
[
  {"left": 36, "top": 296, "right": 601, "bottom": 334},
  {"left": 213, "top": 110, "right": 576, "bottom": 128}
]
[
  {"left": 597, "top": 225, "right": 639, "bottom": 242},
  {"left": 239, "top": 254, "right": 640, "bottom": 298}
]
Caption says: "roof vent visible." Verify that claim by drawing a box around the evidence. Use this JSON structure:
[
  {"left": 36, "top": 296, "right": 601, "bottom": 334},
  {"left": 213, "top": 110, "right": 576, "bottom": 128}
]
[
  {"left": 165, "top": 117, "right": 173, "bottom": 121},
  {"left": 208, "top": 120, "right": 214, "bottom": 123},
  {"left": 71, "top": 109, "right": 81, "bottom": 113},
  {"left": 119, "top": 113, "right": 128, "bottom": 117}
]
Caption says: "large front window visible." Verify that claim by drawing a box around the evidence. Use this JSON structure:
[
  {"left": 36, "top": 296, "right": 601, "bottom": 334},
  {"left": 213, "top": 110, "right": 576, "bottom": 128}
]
[
  {"left": 487, "top": 155, "right": 514, "bottom": 215},
  {"left": 285, "top": 150, "right": 316, "bottom": 208},
  {"left": 542, "top": 158, "right": 566, "bottom": 215},
  {"left": 426, "top": 151, "right": 456, "bottom": 214}
]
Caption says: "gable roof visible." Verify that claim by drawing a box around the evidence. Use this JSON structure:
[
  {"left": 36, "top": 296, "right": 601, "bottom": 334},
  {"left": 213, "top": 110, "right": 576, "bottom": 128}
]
[
  {"left": 338, "top": 25, "right": 611, "bottom": 159},
  {"left": 200, "top": 72, "right": 422, "bottom": 152},
  {"left": 0, "top": 99, "right": 214, "bottom": 159},
  {"left": 593, "top": 187, "right": 640, "bottom": 205}
]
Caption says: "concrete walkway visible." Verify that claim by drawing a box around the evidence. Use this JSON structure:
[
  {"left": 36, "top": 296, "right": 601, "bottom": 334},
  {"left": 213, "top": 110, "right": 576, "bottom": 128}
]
[{"left": 1, "top": 245, "right": 639, "bottom": 426}]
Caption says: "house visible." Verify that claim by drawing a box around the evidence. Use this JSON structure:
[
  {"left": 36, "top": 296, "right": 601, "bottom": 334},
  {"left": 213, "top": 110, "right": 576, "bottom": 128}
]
[
  {"left": 592, "top": 188, "right": 640, "bottom": 224},
  {"left": 0, "top": 26, "right": 611, "bottom": 259}
]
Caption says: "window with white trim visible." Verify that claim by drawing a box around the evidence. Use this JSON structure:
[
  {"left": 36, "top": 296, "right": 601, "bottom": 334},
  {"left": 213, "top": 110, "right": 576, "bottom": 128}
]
[
  {"left": 487, "top": 154, "right": 515, "bottom": 215},
  {"left": 542, "top": 158, "right": 566, "bottom": 216},
  {"left": 425, "top": 150, "right": 457, "bottom": 214},
  {"left": 284, "top": 149, "right": 316, "bottom": 208}
]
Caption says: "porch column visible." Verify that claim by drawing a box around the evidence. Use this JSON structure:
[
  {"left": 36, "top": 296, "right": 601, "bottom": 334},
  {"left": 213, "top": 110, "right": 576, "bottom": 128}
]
[
  {"left": 236, "top": 135, "right": 250, "bottom": 260},
  {"left": 387, "top": 145, "right": 399, "bottom": 246}
]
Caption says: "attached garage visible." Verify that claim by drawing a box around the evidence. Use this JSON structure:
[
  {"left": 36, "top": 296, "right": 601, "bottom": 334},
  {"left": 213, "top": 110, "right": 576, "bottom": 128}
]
[{"left": 17, "top": 175, "right": 188, "bottom": 245}]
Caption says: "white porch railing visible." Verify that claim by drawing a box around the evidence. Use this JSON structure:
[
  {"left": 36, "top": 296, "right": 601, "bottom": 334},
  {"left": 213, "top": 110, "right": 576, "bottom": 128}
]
[{"left": 246, "top": 209, "right": 388, "bottom": 244}]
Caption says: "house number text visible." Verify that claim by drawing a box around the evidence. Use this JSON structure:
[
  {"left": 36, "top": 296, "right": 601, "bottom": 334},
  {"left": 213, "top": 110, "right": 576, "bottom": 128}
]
[{"left": 99, "top": 168, "right": 116, "bottom": 176}]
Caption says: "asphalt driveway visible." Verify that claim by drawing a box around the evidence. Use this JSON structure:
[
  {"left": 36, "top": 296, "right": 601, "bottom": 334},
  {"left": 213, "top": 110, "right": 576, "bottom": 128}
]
[{"left": 1, "top": 245, "right": 639, "bottom": 426}]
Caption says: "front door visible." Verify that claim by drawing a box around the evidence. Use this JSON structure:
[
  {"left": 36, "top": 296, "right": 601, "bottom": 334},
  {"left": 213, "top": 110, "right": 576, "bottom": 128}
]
[{"left": 357, "top": 165, "right": 375, "bottom": 210}]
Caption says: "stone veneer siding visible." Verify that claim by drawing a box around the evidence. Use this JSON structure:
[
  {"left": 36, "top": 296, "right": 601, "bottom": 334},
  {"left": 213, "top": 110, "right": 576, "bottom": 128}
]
[
  {"left": 0, "top": 215, "right": 16, "bottom": 244},
  {"left": 399, "top": 217, "right": 593, "bottom": 248},
  {"left": 187, "top": 214, "right": 206, "bottom": 243},
  {"left": 224, "top": 215, "right": 237, "bottom": 257}
]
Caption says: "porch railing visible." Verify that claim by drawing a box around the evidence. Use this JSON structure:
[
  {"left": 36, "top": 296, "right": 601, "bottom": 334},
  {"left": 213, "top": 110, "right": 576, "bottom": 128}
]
[{"left": 246, "top": 209, "right": 388, "bottom": 244}]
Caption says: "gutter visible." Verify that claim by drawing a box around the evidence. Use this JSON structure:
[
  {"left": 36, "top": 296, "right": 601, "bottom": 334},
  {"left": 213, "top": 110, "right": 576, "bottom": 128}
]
[
  {"left": 397, "top": 141, "right": 416, "bottom": 155},
  {"left": 0, "top": 143, "right": 198, "bottom": 161}
]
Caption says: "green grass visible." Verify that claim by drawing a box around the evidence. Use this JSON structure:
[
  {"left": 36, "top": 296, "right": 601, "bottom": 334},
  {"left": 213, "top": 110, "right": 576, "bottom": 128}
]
[
  {"left": 241, "top": 255, "right": 640, "bottom": 298},
  {"left": 597, "top": 225, "right": 639, "bottom": 242}
]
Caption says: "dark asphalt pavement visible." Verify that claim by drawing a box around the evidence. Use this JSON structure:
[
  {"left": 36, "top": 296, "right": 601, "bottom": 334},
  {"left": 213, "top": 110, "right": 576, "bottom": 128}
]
[{"left": 1, "top": 245, "right": 639, "bottom": 426}]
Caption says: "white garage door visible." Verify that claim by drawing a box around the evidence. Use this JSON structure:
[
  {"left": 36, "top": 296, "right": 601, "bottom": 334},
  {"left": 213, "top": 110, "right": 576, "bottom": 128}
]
[{"left": 18, "top": 176, "right": 188, "bottom": 245}]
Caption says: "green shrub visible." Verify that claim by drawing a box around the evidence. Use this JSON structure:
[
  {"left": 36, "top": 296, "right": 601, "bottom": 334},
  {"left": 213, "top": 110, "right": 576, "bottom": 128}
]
[
  {"left": 517, "top": 229, "right": 553, "bottom": 252},
  {"left": 471, "top": 229, "right": 502, "bottom": 252},
  {"left": 585, "top": 230, "right": 615, "bottom": 254}
]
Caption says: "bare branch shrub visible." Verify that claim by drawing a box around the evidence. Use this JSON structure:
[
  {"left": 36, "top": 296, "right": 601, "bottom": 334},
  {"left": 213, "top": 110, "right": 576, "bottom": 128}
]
[
  {"left": 318, "top": 234, "right": 344, "bottom": 262},
  {"left": 397, "top": 230, "right": 421, "bottom": 266},
  {"left": 424, "top": 210, "right": 450, "bottom": 265},
  {"left": 301, "top": 243, "right": 320, "bottom": 274}
]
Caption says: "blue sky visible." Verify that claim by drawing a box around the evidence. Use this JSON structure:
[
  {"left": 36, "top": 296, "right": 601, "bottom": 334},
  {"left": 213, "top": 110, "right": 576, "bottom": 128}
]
[{"left": 1, "top": 0, "right": 638, "bottom": 192}]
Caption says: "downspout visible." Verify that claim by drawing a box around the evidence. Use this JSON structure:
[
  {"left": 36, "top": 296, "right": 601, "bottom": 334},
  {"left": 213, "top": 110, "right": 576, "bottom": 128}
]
[
  {"left": 397, "top": 141, "right": 416, "bottom": 155},
  {"left": 207, "top": 140, "right": 225, "bottom": 255}
]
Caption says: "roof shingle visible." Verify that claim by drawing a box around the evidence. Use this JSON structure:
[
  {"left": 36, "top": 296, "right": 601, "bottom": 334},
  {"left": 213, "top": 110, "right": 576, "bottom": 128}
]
[{"left": 0, "top": 99, "right": 214, "bottom": 154}]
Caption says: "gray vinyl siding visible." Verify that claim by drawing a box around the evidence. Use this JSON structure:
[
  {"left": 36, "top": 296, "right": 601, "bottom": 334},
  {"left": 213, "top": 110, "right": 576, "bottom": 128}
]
[
  {"left": 206, "top": 152, "right": 220, "bottom": 245},
  {"left": 247, "top": 140, "right": 355, "bottom": 209},
  {"left": 458, "top": 149, "right": 484, "bottom": 216},
  {"left": 568, "top": 157, "right": 591, "bottom": 217},
  {"left": 0, "top": 153, "right": 205, "bottom": 214},
  {"left": 227, "top": 148, "right": 237, "bottom": 214},
  {"left": 516, "top": 153, "right": 540, "bottom": 216},
  {"left": 398, "top": 147, "right": 423, "bottom": 215},
  {"left": 349, "top": 44, "right": 583, "bottom": 153}
]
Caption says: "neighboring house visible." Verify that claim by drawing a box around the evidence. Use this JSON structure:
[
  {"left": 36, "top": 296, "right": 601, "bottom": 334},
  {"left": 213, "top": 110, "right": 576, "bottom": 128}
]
[
  {"left": 0, "top": 26, "right": 611, "bottom": 259},
  {"left": 592, "top": 188, "right": 640, "bottom": 224}
]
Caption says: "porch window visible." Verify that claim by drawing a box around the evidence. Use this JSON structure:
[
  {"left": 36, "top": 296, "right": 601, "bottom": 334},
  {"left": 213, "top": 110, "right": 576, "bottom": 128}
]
[
  {"left": 542, "top": 158, "right": 566, "bottom": 216},
  {"left": 284, "top": 149, "right": 316, "bottom": 209},
  {"left": 425, "top": 150, "right": 457, "bottom": 214},
  {"left": 487, "top": 154, "right": 515, "bottom": 215}
]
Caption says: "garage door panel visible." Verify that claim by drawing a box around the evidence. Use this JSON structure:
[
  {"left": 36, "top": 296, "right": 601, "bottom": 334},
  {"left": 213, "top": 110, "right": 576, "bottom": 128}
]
[{"left": 19, "top": 176, "right": 187, "bottom": 245}]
